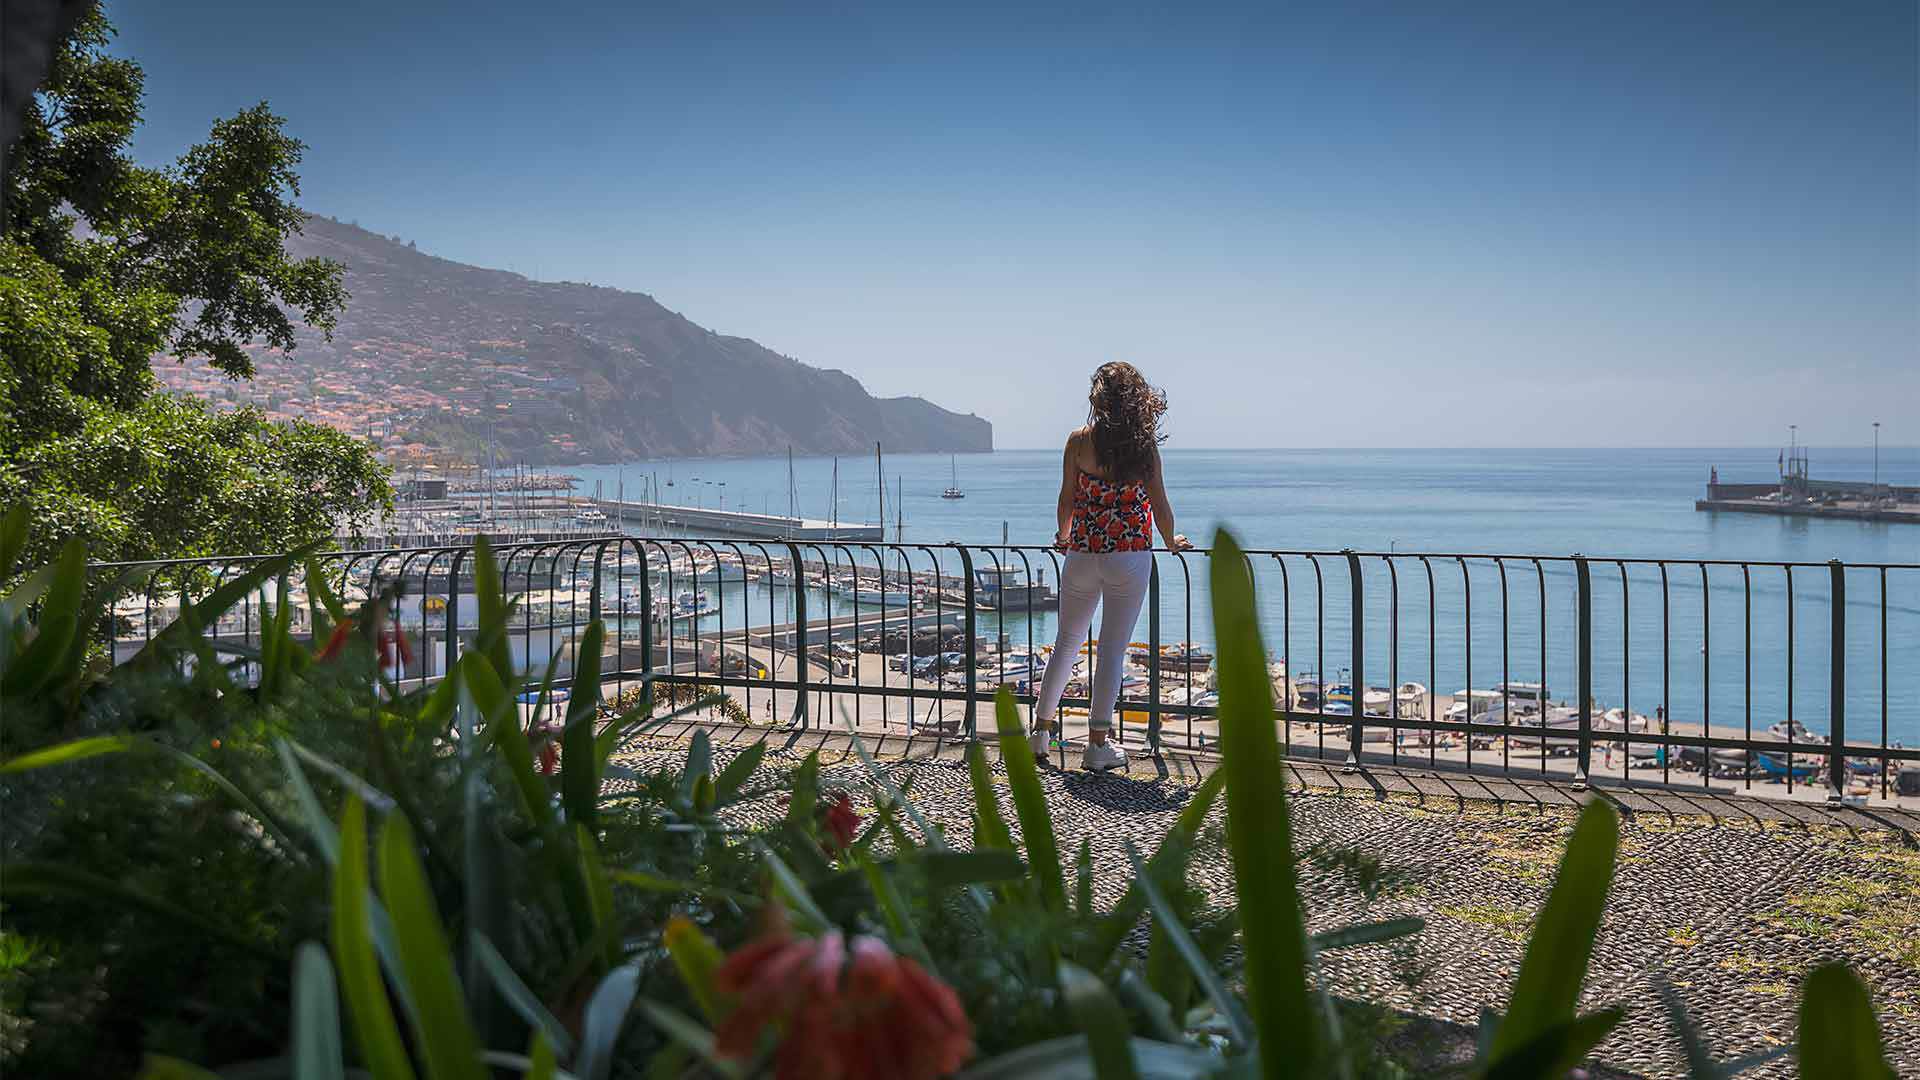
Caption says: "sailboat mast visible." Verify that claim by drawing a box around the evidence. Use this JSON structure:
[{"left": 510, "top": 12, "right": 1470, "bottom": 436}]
[
  {"left": 874, "top": 442, "right": 884, "bottom": 527},
  {"left": 895, "top": 475, "right": 903, "bottom": 544},
  {"left": 831, "top": 458, "right": 838, "bottom": 528},
  {"left": 787, "top": 445, "right": 795, "bottom": 522}
]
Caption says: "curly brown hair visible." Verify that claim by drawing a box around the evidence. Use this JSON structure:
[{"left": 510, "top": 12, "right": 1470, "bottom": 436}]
[{"left": 1086, "top": 361, "right": 1167, "bottom": 485}]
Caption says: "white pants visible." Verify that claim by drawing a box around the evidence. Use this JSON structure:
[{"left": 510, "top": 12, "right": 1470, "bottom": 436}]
[{"left": 1035, "top": 551, "right": 1153, "bottom": 733}]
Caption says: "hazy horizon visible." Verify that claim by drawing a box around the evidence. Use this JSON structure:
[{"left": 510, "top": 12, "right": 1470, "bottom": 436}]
[{"left": 115, "top": 1, "right": 1917, "bottom": 450}]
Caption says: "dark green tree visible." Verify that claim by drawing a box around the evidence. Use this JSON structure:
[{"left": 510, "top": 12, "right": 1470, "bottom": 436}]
[{"left": 0, "top": 4, "right": 390, "bottom": 565}]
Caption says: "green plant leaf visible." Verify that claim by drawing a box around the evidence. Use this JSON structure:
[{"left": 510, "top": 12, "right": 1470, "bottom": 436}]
[
  {"left": 0, "top": 734, "right": 139, "bottom": 772},
  {"left": 712, "top": 740, "right": 765, "bottom": 803},
  {"left": 466, "top": 651, "right": 553, "bottom": 829},
  {"left": 760, "top": 847, "right": 831, "bottom": 933},
  {"left": 1485, "top": 799, "right": 1619, "bottom": 1070},
  {"left": 471, "top": 537, "right": 517, "bottom": 684},
  {"left": 526, "top": 1033, "right": 558, "bottom": 1080},
  {"left": 136, "top": 1056, "right": 223, "bottom": 1080},
  {"left": 662, "top": 916, "right": 728, "bottom": 1023},
  {"left": 1123, "top": 841, "right": 1251, "bottom": 1047},
  {"left": 783, "top": 750, "right": 820, "bottom": 832},
  {"left": 1483, "top": 1009, "right": 1621, "bottom": 1080},
  {"left": 1208, "top": 528, "right": 1316, "bottom": 1075},
  {"left": 994, "top": 686, "right": 1067, "bottom": 915},
  {"left": 332, "top": 796, "right": 417, "bottom": 1080},
  {"left": 678, "top": 728, "right": 713, "bottom": 804},
  {"left": 378, "top": 812, "right": 484, "bottom": 1080},
  {"left": 967, "top": 740, "right": 1017, "bottom": 852},
  {"left": 637, "top": 999, "right": 743, "bottom": 1080},
  {"left": 292, "top": 941, "right": 347, "bottom": 1080},
  {"left": 576, "top": 965, "right": 642, "bottom": 1080},
  {"left": 576, "top": 824, "right": 621, "bottom": 973},
  {"left": 1797, "top": 963, "right": 1895, "bottom": 1080},
  {"left": 128, "top": 546, "right": 310, "bottom": 669},
  {"left": 1060, "top": 961, "right": 1142, "bottom": 1080},
  {"left": 0, "top": 539, "right": 84, "bottom": 696},
  {"left": 1082, "top": 767, "right": 1226, "bottom": 969},
  {"left": 474, "top": 933, "right": 575, "bottom": 1059},
  {"left": 562, "top": 618, "right": 607, "bottom": 828}
]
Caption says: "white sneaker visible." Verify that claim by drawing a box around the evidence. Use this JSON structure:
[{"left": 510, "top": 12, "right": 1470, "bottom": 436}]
[
  {"left": 1028, "top": 724, "right": 1052, "bottom": 762},
  {"left": 1082, "top": 740, "right": 1128, "bottom": 772}
]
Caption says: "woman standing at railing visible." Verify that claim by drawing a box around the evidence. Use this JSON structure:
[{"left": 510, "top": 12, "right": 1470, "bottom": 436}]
[{"left": 1029, "top": 361, "right": 1191, "bottom": 770}]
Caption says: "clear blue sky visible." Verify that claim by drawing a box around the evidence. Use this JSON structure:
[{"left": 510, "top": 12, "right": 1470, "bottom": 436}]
[{"left": 113, "top": 1, "right": 1916, "bottom": 450}]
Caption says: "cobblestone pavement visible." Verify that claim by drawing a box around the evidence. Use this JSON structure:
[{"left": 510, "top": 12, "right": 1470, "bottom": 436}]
[{"left": 615, "top": 723, "right": 1920, "bottom": 1078}]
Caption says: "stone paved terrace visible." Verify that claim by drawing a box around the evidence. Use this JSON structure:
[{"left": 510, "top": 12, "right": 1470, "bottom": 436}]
[{"left": 613, "top": 722, "right": 1920, "bottom": 1078}]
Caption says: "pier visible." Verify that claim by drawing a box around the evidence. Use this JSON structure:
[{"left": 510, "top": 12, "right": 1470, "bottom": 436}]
[
  {"left": 593, "top": 498, "right": 884, "bottom": 541},
  {"left": 1694, "top": 452, "right": 1920, "bottom": 525}
]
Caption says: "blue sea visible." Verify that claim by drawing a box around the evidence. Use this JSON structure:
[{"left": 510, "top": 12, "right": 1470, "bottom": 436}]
[{"left": 568, "top": 447, "right": 1920, "bottom": 745}]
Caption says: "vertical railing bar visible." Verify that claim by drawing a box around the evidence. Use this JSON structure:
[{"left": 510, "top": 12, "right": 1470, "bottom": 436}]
[
  {"left": 1461, "top": 557, "right": 1473, "bottom": 773},
  {"left": 1148, "top": 557, "right": 1162, "bottom": 754},
  {"left": 1344, "top": 549, "right": 1364, "bottom": 770},
  {"left": 1827, "top": 560, "right": 1845, "bottom": 800},
  {"left": 1659, "top": 561, "right": 1670, "bottom": 784},
  {"left": 1574, "top": 554, "right": 1592, "bottom": 789},
  {"left": 1422, "top": 556, "right": 1435, "bottom": 770},
  {"left": 1532, "top": 558, "right": 1547, "bottom": 778},
  {"left": 1386, "top": 556, "right": 1400, "bottom": 766},
  {"left": 1700, "top": 563, "right": 1711, "bottom": 791},
  {"left": 1496, "top": 558, "right": 1511, "bottom": 776},
  {"left": 1786, "top": 566, "right": 1796, "bottom": 794}
]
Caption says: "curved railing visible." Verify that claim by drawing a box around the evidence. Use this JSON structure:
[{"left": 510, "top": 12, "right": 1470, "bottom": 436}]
[{"left": 88, "top": 536, "right": 1920, "bottom": 801}]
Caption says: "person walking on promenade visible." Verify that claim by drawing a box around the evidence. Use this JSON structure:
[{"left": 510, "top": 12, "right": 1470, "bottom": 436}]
[{"left": 1029, "top": 362, "right": 1191, "bottom": 771}]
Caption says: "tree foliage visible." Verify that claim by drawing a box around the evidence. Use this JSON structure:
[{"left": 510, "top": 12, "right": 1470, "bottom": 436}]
[{"left": 0, "top": 5, "right": 388, "bottom": 565}]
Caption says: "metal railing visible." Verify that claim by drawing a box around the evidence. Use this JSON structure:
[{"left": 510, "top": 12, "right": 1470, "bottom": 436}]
[{"left": 89, "top": 536, "right": 1920, "bottom": 802}]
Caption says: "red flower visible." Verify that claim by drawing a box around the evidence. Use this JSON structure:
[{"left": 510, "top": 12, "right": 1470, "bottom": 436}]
[
  {"left": 713, "top": 922, "right": 972, "bottom": 1080},
  {"left": 315, "top": 619, "right": 356, "bottom": 662},
  {"left": 823, "top": 792, "right": 861, "bottom": 850}
]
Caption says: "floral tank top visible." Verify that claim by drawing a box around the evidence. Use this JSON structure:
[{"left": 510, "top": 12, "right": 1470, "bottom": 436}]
[{"left": 1066, "top": 471, "right": 1153, "bottom": 552}]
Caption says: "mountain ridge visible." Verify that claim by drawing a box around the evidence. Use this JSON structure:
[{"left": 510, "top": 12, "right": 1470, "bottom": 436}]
[{"left": 271, "top": 215, "right": 990, "bottom": 465}]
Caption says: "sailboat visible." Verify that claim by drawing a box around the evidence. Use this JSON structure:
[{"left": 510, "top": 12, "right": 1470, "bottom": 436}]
[{"left": 942, "top": 455, "right": 965, "bottom": 500}]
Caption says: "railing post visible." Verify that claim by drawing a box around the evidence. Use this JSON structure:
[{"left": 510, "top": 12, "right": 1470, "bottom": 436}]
[
  {"left": 782, "top": 543, "right": 808, "bottom": 729},
  {"left": 1574, "top": 555, "right": 1592, "bottom": 789},
  {"left": 1828, "top": 560, "right": 1846, "bottom": 800},
  {"left": 444, "top": 550, "right": 466, "bottom": 683},
  {"left": 1344, "top": 549, "right": 1363, "bottom": 770},
  {"left": 1147, "top": 557, "right": 1162, "bottom": 753},
  {"left": 636, "top": 544, "right": 655, "bottom": 713},
  {"left": 955, "top": 544, "right": 977, "bottom": 738}
]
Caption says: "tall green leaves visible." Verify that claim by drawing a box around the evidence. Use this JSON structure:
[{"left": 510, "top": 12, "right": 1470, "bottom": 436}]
[
  {"left": 1209, "top": 529, "right": 1317, "bottom": 1075},
  {"left": 994, "top": 686, "right": 1067, "bottom": 915},
  {"left": 1482, "top": 800, "right": 1622, "bottom": 1075},
  {"left": 332, "top": 797, "right": 416, "bottom": 1080}
]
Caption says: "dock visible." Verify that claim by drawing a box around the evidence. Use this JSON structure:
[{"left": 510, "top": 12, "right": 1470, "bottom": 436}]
[
  {"left": 594, "top": 498, "right": 884, "bottom": 541},
  {"left": 1694, "top": 451, "right": 1919, "bottom": 525}
]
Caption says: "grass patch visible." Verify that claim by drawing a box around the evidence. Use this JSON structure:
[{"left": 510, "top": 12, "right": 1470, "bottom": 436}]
[
  {"left": 1437, "top": 903, "right": 1530, "bottom": 941},
  {"left": 1774, "top": 870, "right": 1920, "bottom": 972},
  {"left": 1667, "top": 924, "right": 1700, "bottom": 949}
]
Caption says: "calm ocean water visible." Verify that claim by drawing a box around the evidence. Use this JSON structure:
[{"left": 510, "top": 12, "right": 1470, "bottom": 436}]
[{"left": 570, "top": 447, "right": 1920, "bottom": 744}]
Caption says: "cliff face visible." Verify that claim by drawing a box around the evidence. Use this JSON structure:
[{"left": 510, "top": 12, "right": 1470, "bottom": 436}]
[{"left": 282, "top": 216, "right": 991, "bottom": 463}]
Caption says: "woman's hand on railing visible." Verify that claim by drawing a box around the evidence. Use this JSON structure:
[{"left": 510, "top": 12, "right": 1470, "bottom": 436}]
[{"left": 1168, "top": 534, "right": 1194, "bottom": 553}]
